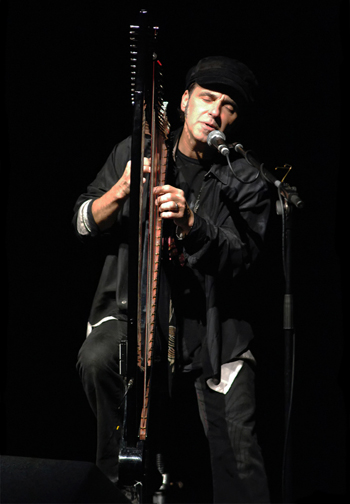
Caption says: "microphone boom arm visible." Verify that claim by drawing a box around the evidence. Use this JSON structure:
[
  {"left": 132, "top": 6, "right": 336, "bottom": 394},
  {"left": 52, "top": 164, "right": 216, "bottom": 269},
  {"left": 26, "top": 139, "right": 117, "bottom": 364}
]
[{"left": 231, "top": 142, "right": 304, "bottom": 209}]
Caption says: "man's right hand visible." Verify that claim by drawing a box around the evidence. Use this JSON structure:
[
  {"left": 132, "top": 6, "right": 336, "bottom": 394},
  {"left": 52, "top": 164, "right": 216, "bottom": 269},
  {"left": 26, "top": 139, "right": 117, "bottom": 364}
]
[
  {"left": 92, "top": 158, "right": 151, "bottom": 231},
  {"left": 118, "top": 158, "right": 151, "bottom": 199}
]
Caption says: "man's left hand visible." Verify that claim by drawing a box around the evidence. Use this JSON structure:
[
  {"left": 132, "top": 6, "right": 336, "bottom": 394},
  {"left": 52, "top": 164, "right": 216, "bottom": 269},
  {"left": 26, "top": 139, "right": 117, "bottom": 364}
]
[{"left": 154, "top": 184, "right": 194, "bottom": 235}]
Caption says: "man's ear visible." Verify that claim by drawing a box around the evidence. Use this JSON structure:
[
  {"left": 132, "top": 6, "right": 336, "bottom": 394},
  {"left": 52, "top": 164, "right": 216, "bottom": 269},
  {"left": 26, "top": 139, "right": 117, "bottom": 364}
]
[{"left": 180, "top": 89, "right": 190, "bottom": 113}]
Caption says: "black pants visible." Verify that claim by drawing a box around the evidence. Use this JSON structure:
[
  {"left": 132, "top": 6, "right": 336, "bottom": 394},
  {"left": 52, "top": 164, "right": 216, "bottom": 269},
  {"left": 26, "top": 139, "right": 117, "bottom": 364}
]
[
  {"left": 76, "top": 319, "right": 270, "bottom": 502},
  {"left": 76, "top": 319, "right": 126, "bottom": 484},
  {"left": 194, "top": 364, "right": 270, "bottom": 503}
]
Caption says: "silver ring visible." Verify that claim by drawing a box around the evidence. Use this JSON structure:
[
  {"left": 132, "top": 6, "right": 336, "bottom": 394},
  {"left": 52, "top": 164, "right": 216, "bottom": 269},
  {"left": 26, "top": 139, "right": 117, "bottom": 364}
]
[{"left": 174, "top": 202, "right": 179, "bottom": 212}]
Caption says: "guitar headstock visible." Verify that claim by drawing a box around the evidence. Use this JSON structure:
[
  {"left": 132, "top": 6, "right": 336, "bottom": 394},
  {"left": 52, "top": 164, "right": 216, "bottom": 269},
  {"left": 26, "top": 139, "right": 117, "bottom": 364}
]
[
  {"left": 129, "top": 10, "right": 169, "bottom": 137},
  {"left": 129, "top": 10, "right": 158, "bottom": 106}
]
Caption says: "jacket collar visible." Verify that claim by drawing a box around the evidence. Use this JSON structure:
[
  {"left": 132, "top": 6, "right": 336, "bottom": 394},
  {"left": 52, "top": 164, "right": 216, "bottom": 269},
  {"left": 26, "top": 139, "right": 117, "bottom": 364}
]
[{"left": 208, "top": 162, "right": 229, "bottom": 185}]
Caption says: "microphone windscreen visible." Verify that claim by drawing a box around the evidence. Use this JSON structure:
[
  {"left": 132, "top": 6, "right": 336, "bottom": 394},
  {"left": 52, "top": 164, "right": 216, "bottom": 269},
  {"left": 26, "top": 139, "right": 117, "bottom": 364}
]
[{"left": 207, "top": 130, "right": 226, "bottom": 147}]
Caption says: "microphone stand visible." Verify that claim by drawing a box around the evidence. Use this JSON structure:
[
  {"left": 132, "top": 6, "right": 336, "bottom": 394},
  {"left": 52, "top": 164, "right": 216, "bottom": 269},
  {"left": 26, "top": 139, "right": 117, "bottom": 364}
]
[{"left": 232, "top": 143, "right": 304, "bottom": 503}]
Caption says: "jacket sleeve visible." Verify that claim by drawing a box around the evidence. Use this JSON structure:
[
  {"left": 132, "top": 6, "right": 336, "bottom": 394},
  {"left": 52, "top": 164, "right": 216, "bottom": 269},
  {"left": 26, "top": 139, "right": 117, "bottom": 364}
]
[
  {"left": 72, "top": 137, "right": 132, "bottom": 241},
  {"left": 181, "top": 165, "right": 270, "bottom": 278}
]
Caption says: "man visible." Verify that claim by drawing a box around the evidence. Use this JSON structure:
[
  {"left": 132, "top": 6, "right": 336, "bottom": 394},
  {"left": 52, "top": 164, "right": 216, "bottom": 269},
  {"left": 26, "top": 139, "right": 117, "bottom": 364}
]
[{"left": 74, "top": 56, "right": 271, "bottom": 503}]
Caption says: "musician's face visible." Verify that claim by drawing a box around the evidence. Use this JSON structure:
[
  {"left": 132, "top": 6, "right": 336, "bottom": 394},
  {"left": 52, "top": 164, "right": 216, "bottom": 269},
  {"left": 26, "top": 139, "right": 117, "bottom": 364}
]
[{"left": 180, "top": 84, "right": 238, "bottom": 145}]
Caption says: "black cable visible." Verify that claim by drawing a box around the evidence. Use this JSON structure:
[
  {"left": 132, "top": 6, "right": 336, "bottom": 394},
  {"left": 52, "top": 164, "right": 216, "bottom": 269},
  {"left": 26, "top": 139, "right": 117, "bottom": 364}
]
[{"left": 225, "top": 153, "right": 260, "bottom": 184}]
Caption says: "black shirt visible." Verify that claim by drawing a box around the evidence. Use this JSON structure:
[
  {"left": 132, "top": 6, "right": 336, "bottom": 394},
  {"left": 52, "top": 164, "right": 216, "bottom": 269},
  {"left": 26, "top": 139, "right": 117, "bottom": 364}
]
[{"left": 173, "top": 150, "right": 210, "bottom": 369}]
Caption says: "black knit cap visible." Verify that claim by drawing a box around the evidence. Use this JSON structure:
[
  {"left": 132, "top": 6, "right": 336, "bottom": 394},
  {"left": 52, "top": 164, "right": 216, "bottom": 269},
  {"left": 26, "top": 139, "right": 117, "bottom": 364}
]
[{"left": 185, "top": 56, "right": 258, "bottom": 107}]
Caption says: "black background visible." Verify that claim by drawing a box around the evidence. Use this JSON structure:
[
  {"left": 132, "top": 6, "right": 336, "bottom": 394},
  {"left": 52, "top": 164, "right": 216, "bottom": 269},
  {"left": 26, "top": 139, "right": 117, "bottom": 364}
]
[{"left": 3, "top": 1, "right": 347, "bottom": 502}]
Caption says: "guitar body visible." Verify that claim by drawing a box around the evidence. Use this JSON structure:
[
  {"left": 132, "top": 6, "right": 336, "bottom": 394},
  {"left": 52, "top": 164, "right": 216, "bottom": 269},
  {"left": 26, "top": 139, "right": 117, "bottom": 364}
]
[{"left": 118, "top": 444, "right": 143, "bottom": 487}]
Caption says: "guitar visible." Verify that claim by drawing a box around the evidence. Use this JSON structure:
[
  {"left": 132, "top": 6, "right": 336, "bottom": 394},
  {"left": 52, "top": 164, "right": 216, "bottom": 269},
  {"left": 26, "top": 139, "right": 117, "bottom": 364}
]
[{"left": 118, "top": 10, "right": 170, "bottom": 503}]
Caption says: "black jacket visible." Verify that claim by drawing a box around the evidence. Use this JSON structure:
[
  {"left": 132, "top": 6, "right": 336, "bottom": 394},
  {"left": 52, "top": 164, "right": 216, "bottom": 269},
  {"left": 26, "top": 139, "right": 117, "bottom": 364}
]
[{"left": 73, "top": 129, "right": 270, "bottom": 380}]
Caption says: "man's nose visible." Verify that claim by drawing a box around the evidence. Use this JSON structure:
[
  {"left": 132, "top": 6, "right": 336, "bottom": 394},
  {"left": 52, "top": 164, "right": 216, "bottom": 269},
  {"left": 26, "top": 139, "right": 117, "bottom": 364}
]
[{"left": 208, "top": 100, "right": 221, "bottom": 117}]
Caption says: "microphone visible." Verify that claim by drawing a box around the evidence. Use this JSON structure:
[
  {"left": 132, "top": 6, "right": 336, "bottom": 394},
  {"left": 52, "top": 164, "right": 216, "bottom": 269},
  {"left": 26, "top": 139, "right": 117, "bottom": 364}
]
[{"left": 207, "top": 130, "right": 230, "bottom": 156}]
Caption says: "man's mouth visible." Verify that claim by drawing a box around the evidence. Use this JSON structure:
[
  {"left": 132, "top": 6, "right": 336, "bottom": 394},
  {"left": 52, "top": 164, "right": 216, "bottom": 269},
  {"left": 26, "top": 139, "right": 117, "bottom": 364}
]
[{"left": 202, "top": 122, "right": 217, "bottom": 131}]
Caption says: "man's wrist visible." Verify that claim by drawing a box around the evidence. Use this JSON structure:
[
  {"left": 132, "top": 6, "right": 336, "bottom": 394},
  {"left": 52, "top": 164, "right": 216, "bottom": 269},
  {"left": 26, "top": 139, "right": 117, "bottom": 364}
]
[{"left": 175, "top": 204, "right": 194, "bottom": 239}]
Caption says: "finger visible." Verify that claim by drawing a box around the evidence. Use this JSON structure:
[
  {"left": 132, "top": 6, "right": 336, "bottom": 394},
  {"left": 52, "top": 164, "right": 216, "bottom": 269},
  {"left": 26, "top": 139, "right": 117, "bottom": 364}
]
[
  {"left": 159, "top": 201, "right": 181, "bottom": 218},
  {"left": 159, "top": 210, "right": 178, "bottom": 219},
  {"left": 143, "top": 158, "right": 151, "bottom": 173},
  {"left": 153, "top": 184, "right": 174, "bottom": 195},
  {"left": 155, "top": 192, "right": 170, "bottom": 206}
]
